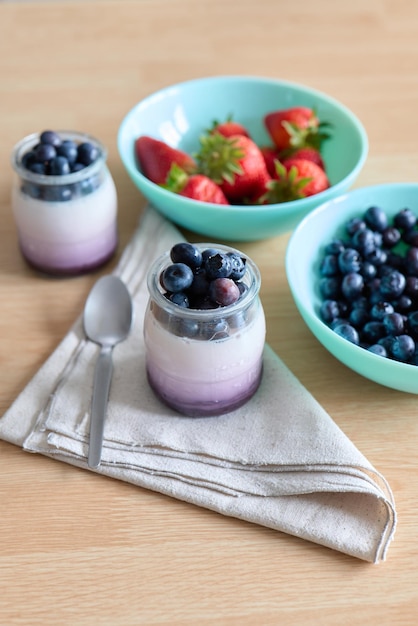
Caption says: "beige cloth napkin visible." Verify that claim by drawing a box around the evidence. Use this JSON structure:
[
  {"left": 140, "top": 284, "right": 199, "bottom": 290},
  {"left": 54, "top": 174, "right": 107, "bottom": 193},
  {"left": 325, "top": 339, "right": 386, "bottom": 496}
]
[{"left": 0, "top": 206, "right": 396, "bottom": 563}]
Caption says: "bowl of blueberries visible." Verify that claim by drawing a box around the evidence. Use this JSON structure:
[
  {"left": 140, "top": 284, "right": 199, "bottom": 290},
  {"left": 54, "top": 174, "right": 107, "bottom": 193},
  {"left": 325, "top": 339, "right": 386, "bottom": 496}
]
[{"left": 286, "top": 182, "right": 418, "bottom": 393}]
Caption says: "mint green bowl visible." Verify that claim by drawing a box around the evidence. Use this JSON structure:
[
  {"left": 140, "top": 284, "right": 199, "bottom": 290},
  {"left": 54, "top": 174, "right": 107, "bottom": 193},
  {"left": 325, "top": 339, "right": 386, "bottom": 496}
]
[
  {"left": 286, "top": 183, "right": 418, "bottom": 394},
  {"left": 117, "top": 75, "right": 368, "bottom": 242}
]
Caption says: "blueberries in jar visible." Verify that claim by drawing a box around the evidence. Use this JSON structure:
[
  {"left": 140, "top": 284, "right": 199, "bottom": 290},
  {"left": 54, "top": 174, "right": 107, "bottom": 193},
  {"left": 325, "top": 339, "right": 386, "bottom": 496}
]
[
  {"left": 170, "top": 242, "right": 203, "bottom": 270},
  {"left": 205, "top": 252, "right": 232, "bottom": 279},
  {"left": 227, "top": 252, "right": 247, "bottom": 280},
  {"left": 35, "top": 142, "right": 56, "bottom": 163},
  {"left": 19, "top": 130, "right": 102, "bottom": 203},
  {"left": 57, "top": 139, "right": 78, "bottom": 164},
  {"left": 161, "top": 263, "right": 194, "bottom": 293},
  {"left": 49, "top": 156, "right": 71, "bottom": 176},
  {"left": 40, "top": 130, "right": 62, "bottom": 147},
  {"left": 77, "top": 141, "right": 99, "bottom": 166}
]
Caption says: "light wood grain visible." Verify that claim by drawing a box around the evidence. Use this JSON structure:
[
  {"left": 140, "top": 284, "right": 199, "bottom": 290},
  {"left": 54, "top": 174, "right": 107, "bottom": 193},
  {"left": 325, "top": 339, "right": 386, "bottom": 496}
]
[{"left": 1, "top": 1, "right": 418, "bottom": 624}]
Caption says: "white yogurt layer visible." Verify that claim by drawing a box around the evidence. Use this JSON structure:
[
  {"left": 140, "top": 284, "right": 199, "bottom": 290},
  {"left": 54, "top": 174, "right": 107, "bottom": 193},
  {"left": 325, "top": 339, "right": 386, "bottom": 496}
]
[
  {"left": 144, "top": 301, "right": 266, "bottom": 412},
  {"left": 12, "top": 171, "right": 118, "bottom": 272}
]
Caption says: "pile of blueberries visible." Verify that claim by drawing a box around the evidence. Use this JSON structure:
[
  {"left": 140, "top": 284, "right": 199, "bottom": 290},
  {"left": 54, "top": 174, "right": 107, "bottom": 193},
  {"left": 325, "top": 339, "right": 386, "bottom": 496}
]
[
  {"left": 160, "top": 243, "right": 247, "bottom": 309},
  {"left": 319, "top": 205, "right": 418, "bottom": 363},
  {"left": 19, "top": 130, "right": 101, "bottom": 202}
]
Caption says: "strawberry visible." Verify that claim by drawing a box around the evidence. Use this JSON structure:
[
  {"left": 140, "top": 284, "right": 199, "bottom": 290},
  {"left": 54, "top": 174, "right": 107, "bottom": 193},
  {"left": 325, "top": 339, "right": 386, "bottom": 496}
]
[
  {"left": 264, "top": 106, "right": 331, "bottom": 152},
  {"left": 135, "top": 135, "right": 196, "bottom": 185},
  {"left": 284, "top": 147, "right": 325, "bottom": 170},
  {"left": 261, "top": 158, "right": 330, "bottom": 204},
  {"left": 163, "top": 163, "right": 229, "bottom": 205},
  {"left": 260, "top": 145, "right": 281, "bottom": 177},
  {"left": 195, "top": 133, "right": 270, "bottom": 202},
  {"left": 209, "top": 116, "right": 250, "bottom": 138}
]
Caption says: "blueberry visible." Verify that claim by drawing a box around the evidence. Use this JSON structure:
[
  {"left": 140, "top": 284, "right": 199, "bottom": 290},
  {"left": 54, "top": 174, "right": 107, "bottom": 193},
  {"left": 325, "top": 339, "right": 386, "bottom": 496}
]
[
  {"left": 351, "top": 228, "right": 376, "bottom": 256},
  {"left": 370, "top": 301, "right": 394, "bottom": 321},
  {"left": 382, "top": 227, "right": 401, "bottom": 248},
  {"left": 21, "top": 182, "right": 42, "bottom": 199},
  {"left": 362, "top": 321, "right": 386, "bottom": 343},
  {"left": 227, "top": 252, "right": 247, "bottom": 280},
  {"left": 202, "top": 248, "right": 220, "bottom": 262},
  {"left": 364, "top": 205, "right": 388, "bottom": 232},
  {"left": 407, "top": 311, "right": 418, "bottom": 338},
  {"left": 393, "top": 295, "right": 412, "bottom": 312},
  {"left": 338, "top": 248, "right": 362, "bottom": 274},
  {"left": 383, "top": 312, "right": 405, "bottom": 336},
  {"left": 161, "top": 263, "right": 194, "bottom": 293},
  {"left": 319, "top": 277, "right": 341, "bottom": 299},
  {"left": 390, "top": 334, "right": 415, "bottom": 362},
  {"left": 35, "top": 142, "right": 56, "bottom": 163},
  {"left": 189, "top": 268, "right": 209, "bottom": 297},
  {"left": 22, "top": 150, "right": 37, "bottom": 169},
  {"left": 405, "top": 247, "right": 418, "bottom": 276},
  {"left": 320, "top": 254, "right": 339, "bottom": 277},
  {"left": 208, "top": 278, "right": 240, "bottom": 306},
  {"left": 341, "top": 272, "right": 364, "bottom": 300},
  {"left": 77, "top": 142, "right": 99, "bottom": 166},
  {"left": 360, "top": 261, "right": 377, "bottom": 281},
  {"left": 57, "top": 139, "right": 78, "bottom": 164},
  {"left": 349, "top": 307, "right": 369, "bottom": 328},
  {"left": 405, "top": 276, "right": 418, "bottom": 299},
  {"left": 346, "top": 217, "right": 366, "bottom": 236},
  {"left": 379, "top": 270, "right": 406, "bottom": 299},
  {"left": 71, "top": 162, "right": 86, "bottom": 173},
  {"left": 205, "top": 253, "right": 232, "bottom": 279},
  {"left": 320, "top": 299, "right": 341, "bottom": 323},
  {"left": 170, "top": 243, "right": 202, "bottom": 270},
  {"left": 168, "top": 292, "right": 189, "bottom": 308},
  {"left": 42, "top": 185, "right": 72, "bottom": 202},
  {"left": 49, "top": 156, "right": 71, "bottom": 176},
  {"left": 394, "top": 208, "right": 416, "bottom": 230},
  {"left": 324, "top": 239, "right": 345, "bottom": 255},
  {"left": 333, "top": 323, "right": 359, "bottom": 345},
  {"left": 365, "top": 248, "right": 387, "bottom": 266},
  {"left": 40, "top": 130, "right": 61, "bottom": 147},
  {"left": 29, "top": 162, "right": 47, "bottom": 175},
  {"left": 367, "top": 344, "right": 387, "bottom": 357}
]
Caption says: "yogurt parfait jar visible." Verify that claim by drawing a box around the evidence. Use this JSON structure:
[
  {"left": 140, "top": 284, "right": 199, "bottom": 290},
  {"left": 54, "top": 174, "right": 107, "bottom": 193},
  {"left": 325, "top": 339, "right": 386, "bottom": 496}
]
[
  {"left": 144, "top": 243, "right": 266, "bottom": 417},
  {"left": 11, "top": 130, "right": 118, "bottom": 275}
]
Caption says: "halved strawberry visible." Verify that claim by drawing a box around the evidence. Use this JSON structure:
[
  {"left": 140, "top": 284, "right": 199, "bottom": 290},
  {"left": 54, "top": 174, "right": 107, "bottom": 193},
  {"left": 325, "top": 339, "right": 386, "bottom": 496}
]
[
  {"left": 209, "top": 116, "right": 250, "bottom": 138},
  {"left": 135, "top": 135, "right": 196, "bottom": 185},
  {"left": 163, "top": 163, "right": 229, "bottom": 205},
  {"left": 195, "top": 133, "right": 270, "bottom": 202},
  {"left": 264, "top": 106, "right": 331, "bottom": 152},
  {"left": 261, "top": 158, "right": 330, "bottom": 203}
]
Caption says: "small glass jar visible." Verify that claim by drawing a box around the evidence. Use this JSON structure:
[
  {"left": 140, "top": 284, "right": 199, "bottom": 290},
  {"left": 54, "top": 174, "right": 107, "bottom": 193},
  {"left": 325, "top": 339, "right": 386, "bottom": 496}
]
[
  {"left": 11, "top": 130, "right": 118, "bottom": 276},
  {"left": 144, "top": 244, "right": 266, "bottom": 417}
]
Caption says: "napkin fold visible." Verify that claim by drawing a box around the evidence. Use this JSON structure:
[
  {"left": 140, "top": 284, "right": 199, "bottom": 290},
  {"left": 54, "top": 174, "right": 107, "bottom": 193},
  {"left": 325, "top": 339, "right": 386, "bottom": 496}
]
[{"left": 0, "top": 206, "right": 396, "bottom": 563}]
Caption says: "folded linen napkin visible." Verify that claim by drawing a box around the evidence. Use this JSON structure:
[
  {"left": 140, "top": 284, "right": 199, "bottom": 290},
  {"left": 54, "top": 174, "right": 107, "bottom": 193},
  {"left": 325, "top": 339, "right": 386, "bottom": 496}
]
[{"left": 0, "top": 206, "right": 396, "bottom": 563}]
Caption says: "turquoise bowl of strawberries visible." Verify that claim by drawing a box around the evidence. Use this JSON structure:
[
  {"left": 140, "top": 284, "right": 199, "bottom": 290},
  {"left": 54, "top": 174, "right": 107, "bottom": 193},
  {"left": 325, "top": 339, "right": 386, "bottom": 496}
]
[
  {"left": 118, "top": 75, "right": 368, "bottom": 241},
  {"left": 286, "top": 182, "right": 418, "bottom": 393}
]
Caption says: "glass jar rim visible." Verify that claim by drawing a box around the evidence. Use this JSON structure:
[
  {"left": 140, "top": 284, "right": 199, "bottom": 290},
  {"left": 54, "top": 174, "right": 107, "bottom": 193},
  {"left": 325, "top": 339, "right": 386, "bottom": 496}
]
[
  {"left": 11, "top": 130, "right": 107, "bottom": 186},
  {"left": 147, "top": 243, "right": 261, "bottom": 319}
]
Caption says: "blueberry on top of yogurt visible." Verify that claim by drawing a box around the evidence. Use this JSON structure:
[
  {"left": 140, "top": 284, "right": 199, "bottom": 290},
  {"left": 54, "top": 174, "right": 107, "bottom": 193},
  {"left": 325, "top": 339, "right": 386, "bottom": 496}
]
[
  {"left": 17, "top": 129, "right": 103, "bottom": 202},
  {"left": 160, "top": 244, "right": 248, "bottom": 310}
]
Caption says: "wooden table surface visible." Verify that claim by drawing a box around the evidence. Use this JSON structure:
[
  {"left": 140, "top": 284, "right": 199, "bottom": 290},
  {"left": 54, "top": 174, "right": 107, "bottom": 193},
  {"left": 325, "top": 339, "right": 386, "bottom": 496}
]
[{"left": 1, "top": 1, "right": 418, "bottom": 624}]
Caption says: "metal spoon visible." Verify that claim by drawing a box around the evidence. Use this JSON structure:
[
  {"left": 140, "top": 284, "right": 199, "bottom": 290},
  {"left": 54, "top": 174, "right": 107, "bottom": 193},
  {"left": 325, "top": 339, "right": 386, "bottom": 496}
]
[{"left": 83, "top": 275, "right": 134, "bottom": 469}]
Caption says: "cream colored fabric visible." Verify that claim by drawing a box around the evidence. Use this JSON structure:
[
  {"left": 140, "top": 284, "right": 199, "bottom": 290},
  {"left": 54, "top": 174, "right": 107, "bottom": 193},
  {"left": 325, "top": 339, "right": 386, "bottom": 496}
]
[{"left": 0, "top": 206, "right": 396, "bottom": 562}]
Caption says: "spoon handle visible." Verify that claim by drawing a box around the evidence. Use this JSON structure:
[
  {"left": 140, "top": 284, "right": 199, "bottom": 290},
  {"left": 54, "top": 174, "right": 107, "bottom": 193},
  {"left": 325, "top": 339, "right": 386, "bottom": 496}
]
[{"left": 88, "top": 347, "right": 113, "bottom": 469}]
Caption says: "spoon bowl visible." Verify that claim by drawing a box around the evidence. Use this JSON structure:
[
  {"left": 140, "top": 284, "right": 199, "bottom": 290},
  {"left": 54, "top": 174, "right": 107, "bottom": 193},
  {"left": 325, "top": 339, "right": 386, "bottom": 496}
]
[{"left": 83, "top": 275, "right": 133, "bottom": 468}]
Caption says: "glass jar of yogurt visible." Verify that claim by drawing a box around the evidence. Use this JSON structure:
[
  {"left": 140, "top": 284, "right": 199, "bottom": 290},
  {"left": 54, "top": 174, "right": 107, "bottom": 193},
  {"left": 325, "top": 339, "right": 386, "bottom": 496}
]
[
  {"left": 144, "top": 243, "right": 266, "bottom": 417},
  {"left": 11, "top": 130, "right": 118, "bottom": 275}
]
